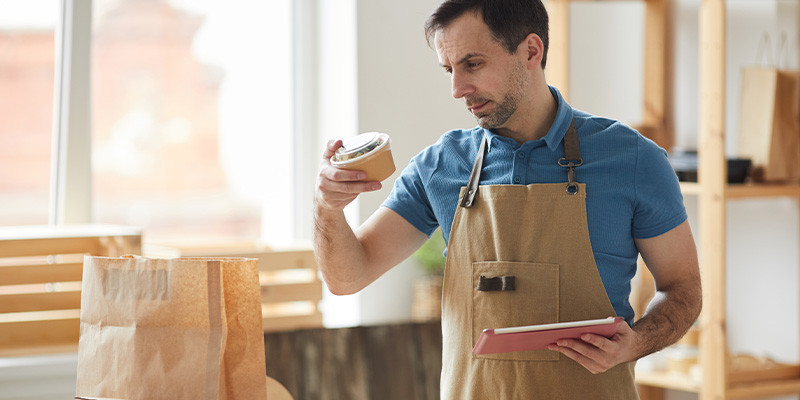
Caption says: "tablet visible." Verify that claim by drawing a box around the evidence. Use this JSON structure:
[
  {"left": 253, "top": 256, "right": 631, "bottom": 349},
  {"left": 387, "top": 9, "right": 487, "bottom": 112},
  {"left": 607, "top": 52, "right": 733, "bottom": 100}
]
[{"left": 472, "top": 316, "right": 624, "bottom": 355}]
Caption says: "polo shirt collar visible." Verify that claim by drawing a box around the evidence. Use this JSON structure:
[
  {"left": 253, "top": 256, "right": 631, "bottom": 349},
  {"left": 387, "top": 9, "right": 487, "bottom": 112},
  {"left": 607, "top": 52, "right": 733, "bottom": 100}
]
[
  {"left": 480, "top": 85, "right": 574, "bottom": 153},
  {"left": 543, "top": 85, "right": 574, "bottom": 152}
]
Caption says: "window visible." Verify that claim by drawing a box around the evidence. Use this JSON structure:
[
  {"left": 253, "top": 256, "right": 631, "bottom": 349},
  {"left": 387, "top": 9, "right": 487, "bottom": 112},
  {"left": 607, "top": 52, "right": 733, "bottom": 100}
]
[
  {"left": 91, "top": 0, "right": 295, "bottom": 245},
  {"left": 0, "top": 0, "right": 58, "bottom": 226}
]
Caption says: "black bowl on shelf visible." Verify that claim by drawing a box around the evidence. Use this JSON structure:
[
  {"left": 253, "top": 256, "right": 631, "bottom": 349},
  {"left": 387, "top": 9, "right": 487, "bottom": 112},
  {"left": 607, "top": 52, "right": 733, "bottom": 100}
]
[
  {"left": 726, "top": 158, "right": 752, "bottom": 184},
  {"left": 668, "top": 150, "right": 752, "bottom": 184}
]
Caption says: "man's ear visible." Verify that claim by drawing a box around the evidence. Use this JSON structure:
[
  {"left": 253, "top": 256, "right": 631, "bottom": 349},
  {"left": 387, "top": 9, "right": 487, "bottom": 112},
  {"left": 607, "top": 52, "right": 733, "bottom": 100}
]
[{"left": 522, "top": 33, "right": 544, "bottom": 69}]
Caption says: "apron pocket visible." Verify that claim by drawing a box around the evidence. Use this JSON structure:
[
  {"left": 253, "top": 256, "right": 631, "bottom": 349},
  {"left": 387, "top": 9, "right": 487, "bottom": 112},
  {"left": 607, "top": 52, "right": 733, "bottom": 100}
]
[{"left": 472, "top": 261, "right": 559, "bottom": 361}]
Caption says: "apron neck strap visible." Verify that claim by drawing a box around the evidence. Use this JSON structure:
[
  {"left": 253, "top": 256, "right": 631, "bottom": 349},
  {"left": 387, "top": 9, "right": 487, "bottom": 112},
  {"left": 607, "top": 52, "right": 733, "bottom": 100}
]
[
  {"left": 460, "top": 119, "right": 581, "bottom": 208},
  {"left": 558, "top": 120, "right": 583, "bottom": 195},
  {"left": 460, "top": 134, "right": 488, "bottom": 208},
  {"left": 562, "top": 120, "right": 581, "bottom": 162}
]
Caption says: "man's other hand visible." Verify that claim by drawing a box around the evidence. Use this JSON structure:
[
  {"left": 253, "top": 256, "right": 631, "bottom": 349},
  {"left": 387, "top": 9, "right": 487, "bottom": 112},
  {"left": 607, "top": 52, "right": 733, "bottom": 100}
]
[{"left": 547, "top": 320, "right": 641, "bottom": 374}]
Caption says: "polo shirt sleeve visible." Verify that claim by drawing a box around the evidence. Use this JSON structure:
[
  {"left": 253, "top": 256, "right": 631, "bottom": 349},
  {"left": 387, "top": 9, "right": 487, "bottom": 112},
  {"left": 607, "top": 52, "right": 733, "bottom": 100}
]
[
  {"left": 632, "top": 135, "right": 688, "bottom": 239},
  {"left": 381, "top": 155, "right": 439, "bottom": 237}
]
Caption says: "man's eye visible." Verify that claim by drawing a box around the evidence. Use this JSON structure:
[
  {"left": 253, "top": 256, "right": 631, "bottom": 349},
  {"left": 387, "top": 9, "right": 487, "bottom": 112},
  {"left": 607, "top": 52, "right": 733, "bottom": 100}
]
[{"left": 467, "top": 62, "right": 481, "bottom": 69}]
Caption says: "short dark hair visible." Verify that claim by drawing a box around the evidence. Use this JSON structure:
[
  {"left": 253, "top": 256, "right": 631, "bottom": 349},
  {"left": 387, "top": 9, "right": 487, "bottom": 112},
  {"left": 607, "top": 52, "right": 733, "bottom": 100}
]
[{"left": 424, "top": 0, "right": 550, "bottom": 68}]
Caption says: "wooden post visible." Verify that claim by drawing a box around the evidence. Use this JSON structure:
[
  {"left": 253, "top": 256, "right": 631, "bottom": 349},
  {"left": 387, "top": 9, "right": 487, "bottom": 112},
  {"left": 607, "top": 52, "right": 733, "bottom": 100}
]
[
  {"left": 698, "top": 0, "right": 727, "bottom": 398},
  {"left": 643, "top": 0, "right": 674, "bottom": 151},
  {"left": 638, "top": 384, "right": 665, "bottom": 400},
  {"left": 632, "top": 258, "right": 656, "bottom": 321},
  {"left": 546, "top": 0, "right": 570, "bottom": 100}
]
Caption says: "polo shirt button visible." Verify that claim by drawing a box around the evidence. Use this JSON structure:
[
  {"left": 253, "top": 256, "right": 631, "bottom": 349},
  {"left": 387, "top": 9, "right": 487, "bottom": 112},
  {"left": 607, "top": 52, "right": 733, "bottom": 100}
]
[
  {"left": 517, "top": 152, "right": 525, "bottom": 159},
  {"left": 513, "top": 176, "right": 521, "bottom": 184}
]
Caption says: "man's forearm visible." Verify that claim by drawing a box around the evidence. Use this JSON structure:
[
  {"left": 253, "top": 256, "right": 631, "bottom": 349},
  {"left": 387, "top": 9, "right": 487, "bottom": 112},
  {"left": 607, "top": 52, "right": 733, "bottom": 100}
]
[
  {"left": 313, "top": 205, "right": 370, "bottom": 295},
  {"left": 630, "top": 283, "right": 702, "bottom": 360}
]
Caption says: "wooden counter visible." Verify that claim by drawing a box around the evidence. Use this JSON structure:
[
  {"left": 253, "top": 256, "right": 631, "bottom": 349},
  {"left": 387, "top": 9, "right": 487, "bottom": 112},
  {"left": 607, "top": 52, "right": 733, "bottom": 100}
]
[{"left": 264, "top": 320, "right": 442, "bottom": 400}]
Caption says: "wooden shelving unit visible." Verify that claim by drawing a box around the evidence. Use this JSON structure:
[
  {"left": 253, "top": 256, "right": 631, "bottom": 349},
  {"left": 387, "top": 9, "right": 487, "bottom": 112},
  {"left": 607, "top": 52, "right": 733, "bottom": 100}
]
[
  {"left": 696, "top": 0, "right": 800, "bottom": 398},
  {"left": 548, "top": 0, "right": 800, "bottom": 398}
]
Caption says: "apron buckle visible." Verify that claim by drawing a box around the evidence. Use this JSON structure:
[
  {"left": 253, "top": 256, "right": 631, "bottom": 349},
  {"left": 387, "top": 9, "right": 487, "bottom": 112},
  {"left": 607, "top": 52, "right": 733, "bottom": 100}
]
[{"left": 559, "top": 158, "right": 583, "bottom": 195}]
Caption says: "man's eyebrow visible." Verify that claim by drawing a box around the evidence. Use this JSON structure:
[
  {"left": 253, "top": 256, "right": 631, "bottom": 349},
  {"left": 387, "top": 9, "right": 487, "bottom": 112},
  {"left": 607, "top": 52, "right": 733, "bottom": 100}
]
[{"left": 440, "top": 53, "right": 484, "bottom": 68}]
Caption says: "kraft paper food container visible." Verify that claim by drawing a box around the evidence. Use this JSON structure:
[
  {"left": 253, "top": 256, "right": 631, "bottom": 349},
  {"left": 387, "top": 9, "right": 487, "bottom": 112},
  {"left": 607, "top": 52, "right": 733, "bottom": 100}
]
[{"left": 331, "top": 132, "right": 396, "bottom": 182}]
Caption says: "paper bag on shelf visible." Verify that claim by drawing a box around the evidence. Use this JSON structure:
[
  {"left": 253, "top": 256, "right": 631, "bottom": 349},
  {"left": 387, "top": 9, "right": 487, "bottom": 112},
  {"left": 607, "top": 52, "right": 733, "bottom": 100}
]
[
  {"left": 75, "top": 256, "right": 267, "bottom": 400},
  {"left": 737, "top": 67, "right": 800, "bottom": 182}
]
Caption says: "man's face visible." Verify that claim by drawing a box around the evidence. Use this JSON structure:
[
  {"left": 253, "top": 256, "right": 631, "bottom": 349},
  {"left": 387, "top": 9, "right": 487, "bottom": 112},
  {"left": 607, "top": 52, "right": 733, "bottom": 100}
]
[{"left": 434, "top": 12, "right": 529, "bottom": 130}]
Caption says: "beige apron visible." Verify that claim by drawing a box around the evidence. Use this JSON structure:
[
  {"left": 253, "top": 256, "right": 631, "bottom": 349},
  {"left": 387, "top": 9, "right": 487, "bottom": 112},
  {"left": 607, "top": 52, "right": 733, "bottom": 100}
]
[{"left": 440, "top": 121, "right": 638, "bottom": 399}]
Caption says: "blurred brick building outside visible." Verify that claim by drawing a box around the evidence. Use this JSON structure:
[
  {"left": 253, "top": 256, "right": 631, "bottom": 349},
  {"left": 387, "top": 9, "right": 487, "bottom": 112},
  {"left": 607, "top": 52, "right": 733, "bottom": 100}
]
[
  {"left": 0, "top": 26, "right": 54, "bottom": 224},
  {"left": 0, "top": 0, "right": 261, "bottom": 243}
]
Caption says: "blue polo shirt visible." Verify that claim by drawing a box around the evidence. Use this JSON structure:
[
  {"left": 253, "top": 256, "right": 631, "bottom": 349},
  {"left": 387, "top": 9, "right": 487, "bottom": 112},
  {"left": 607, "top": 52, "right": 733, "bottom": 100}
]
[{"left": 382, "top": 85, "right": 686, "bottom": 323}]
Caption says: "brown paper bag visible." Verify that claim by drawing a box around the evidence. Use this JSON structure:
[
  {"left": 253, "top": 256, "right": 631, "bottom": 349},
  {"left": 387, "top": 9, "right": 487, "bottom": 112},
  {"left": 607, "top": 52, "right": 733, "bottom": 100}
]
[
  {"left": 737, "top": 67, "right": 800, "bottom": 182},
  {"left": 75, "top": 256, "right": 267, "bottom": 400}
]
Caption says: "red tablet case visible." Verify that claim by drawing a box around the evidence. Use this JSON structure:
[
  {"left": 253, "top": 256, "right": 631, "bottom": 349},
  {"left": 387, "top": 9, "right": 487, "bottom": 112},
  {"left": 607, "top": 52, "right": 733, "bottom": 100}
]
[{"left": 472, "top": 317, "right": 624, "bottom": 355}]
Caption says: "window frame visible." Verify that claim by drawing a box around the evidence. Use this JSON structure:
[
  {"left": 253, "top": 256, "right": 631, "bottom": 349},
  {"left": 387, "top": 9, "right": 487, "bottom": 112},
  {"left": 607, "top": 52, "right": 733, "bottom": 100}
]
[{"left": 50, "top": 0, "right": 92, "bottom": 225}]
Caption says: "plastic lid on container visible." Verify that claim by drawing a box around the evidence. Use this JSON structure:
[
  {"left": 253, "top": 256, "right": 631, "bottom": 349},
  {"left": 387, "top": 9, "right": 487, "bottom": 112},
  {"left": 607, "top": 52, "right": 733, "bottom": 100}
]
[{"left": 333, "top": 132, "right": 386, "bottom": 162}]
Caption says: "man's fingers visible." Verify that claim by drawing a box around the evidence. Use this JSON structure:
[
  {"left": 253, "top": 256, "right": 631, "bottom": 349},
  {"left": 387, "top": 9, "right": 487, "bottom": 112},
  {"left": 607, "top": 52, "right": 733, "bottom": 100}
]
[
  {"left": 321, "top": 166, "right": 367, "bottom": 182},
  {"left": 548, "top": 338, "right": 618, "bottom": 374},
  {"left": 580, "top": 334, "right": 607, "bottom": 351},
  {"left": 315, "top": 181, "right": 379, "bottom": 210},
  {"left": 322, "top": 139, "right": 344, "bottom": 162},
  {"left": 548, "top": 345, "right": 604, "bottom": 374},
  {"left": 319, "top": 177, "right": 382, "bottom": 195},
  {"left": 556, "top": 339, "right": 601, "bottom": 358},
  {"left": 332, "top": 181, "right": 381, "bottom": 194}
]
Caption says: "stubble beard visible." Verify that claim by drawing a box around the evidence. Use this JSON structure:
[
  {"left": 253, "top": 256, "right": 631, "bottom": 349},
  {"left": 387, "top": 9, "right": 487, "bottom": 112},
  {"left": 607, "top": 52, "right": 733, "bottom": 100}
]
[
  {"left": 471, "top": 63, "right": 527, "bottom": 130},
  {"left": 474, "top": 93, "right": 518, "bottom": 129}
]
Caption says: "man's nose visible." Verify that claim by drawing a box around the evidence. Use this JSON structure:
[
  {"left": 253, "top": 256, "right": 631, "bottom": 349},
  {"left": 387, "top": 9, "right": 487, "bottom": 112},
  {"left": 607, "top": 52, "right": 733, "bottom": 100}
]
[{"left": 451, "top": 71, "right": 474, "bottom": 99}]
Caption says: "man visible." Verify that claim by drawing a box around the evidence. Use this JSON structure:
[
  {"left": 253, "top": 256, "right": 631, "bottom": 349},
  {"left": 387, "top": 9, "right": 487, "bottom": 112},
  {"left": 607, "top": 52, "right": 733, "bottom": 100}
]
[{"left": 313, "top": 0, "right": 701, "bottom": 398}]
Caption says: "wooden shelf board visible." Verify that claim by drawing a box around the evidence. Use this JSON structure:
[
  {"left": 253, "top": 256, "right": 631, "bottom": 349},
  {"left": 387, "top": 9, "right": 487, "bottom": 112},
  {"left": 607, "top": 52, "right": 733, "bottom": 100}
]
[
  {"left": 679, "top": 182, "right": 702, "bottom": 196},
  {"left": 562, "top": 0, "right": 646, "bottom": 2},
  {"left": 725, "top": 183, "right": 800, "bottom": 199},
  {"left": 635, "top": 370, "right": 700, "bottom": 393},
  {"left": 0, "top": 343, "right": 78, "bottom": 358},
  {"left": 728, "top": 377, "right": 800, "bottom": 399},
  {"left": 679, "top": 182, "right": 800, "bottom": 198},
  {"left": 636, "top": 369, "right": 800, "bottom": 398}
]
